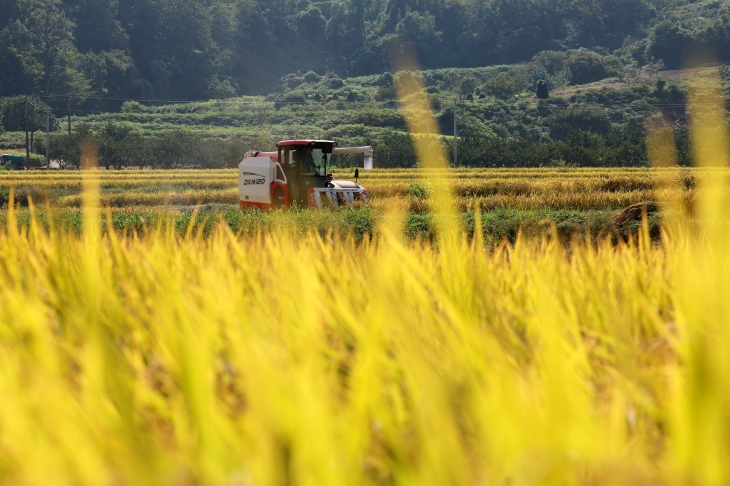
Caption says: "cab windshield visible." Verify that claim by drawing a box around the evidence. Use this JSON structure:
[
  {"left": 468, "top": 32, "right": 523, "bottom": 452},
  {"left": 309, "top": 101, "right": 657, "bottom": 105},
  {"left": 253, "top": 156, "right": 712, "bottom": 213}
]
[{"left": 300, "top": 147, "right": 329, "bottom": 176}]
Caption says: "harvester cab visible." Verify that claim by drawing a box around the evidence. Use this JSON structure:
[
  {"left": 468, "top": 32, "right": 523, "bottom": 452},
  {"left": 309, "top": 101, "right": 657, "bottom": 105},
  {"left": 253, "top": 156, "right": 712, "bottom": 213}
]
[{"left": 239, "top": 140, "right": 371, "bottom": 210}]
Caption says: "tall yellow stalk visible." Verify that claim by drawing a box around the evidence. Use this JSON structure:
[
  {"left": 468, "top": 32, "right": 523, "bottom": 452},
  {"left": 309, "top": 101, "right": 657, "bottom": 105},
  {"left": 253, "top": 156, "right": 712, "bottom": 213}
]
[{"left": 389, "top": 42, "right": 459, "bottom": 247}]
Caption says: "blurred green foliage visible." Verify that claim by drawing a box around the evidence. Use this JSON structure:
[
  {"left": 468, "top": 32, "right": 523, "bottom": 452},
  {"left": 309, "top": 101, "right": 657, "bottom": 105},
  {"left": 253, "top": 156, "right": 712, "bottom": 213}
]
[{"left": 1, "top": 0, "right": 725, "bottom": 104}]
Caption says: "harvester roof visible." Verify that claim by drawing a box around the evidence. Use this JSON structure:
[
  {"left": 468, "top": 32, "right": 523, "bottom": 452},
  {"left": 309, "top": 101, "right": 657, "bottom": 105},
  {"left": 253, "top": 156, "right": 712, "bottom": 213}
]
[{"left": 276, "top": 140, "right": 338, "bottom": 147}]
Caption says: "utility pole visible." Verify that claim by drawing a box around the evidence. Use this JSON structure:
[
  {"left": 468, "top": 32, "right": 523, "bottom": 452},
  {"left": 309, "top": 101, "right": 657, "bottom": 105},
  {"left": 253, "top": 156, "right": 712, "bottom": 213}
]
[
  {"left": 30, "top": 103, "right": 34, "bottom": 154},
  {"left": 45, "top": 107, "right": 50, "bottom": 169},
  {"left": 67, "top": 94, "right": 71, "bottom": 135},
  {"left": 453, "top": 98, "right": 458, "bottom": 166},
  {"left": 25, "top": 96, "right": 30, "bottom": 166}
]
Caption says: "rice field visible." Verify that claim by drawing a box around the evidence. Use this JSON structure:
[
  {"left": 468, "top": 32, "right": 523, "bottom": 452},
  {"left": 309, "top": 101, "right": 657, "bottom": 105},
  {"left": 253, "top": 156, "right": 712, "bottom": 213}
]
[
  {"left": 2, "top": 61, "right": 729, "bottom": 486},
  {"left": 0, "top": 163, "right": 725, "bottom": 485},
  {"left": 0, "top": 181, "right": 728, "bottom": 485},
  {"left": 0, "top": 166, "right": 704, "bottom": 210},
  {"left": 0, "top": 166, "right": 684, "bottom": 243}
]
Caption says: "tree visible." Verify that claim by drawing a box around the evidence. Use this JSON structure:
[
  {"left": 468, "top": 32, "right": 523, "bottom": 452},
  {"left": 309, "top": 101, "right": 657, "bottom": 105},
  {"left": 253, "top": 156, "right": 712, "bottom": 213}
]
[
  {"left": 326, "top": 0, "right": 374, "bottom": 60},
  {"left": 0, "top": 0, "right": 21, "bottom": 31},
  {"left": 156, "top": 0, "right": 214, "bottom": 98},
  {"left": 566, "top": 51, "right": 622, "bottom": 85},
  {"left": 50, "top": 122, "right": 93, "bottom": 169},
  {"left": 0, "top": 21, "right": 39, "bottom": 96},
  {"left": 486, "top": 0, "right": 565, "bottom": 64},
  {"left": 0, "top": 96, "right": 47, "bottom": 131},
  {"left": 77, "top": 49, "right": 133, "bottom": 98},
  {"left": 70, "top": 0, "right": 128, "bottom": 53},
  {"left": 234, "top": 0, "right": 274, "bottom": 57},
  {"left": 117, "top": 0, "right": 162, "bottom": 95},
  {"left": 567, "top": 0, "right": 652, "bottom": 50},
  {"left": 482, "top": 72, "right": 523, "bottom": 99},
  {"left": 440, "top": 71, "right": 461, "bottom": 93},
  {"left": 395, "top": 10, "right": 442, "bottom": 66},
  {"left": 459, "top": 74, "right": 478, "bottom": 99},
  {"left": 0, "top": 0, "right": 696, "bottom": 102},
  {"left": 350, "top": 0, "right": 370, "bottom": 45},
  {"left": 98, "top": 122, "right": 137, "bottom": 169},
  {"left": 296, "top": 5, "right": 326, "bottom": 43},
  {"left": 24, "top": 0, "right": 88, "bottom": 96}
]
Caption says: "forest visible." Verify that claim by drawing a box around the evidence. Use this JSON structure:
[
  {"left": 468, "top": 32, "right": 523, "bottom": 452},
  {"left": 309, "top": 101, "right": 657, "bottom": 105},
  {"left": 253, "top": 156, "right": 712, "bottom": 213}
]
[{"left": 1, "top": 0, "right": 730, "bottom": 104}]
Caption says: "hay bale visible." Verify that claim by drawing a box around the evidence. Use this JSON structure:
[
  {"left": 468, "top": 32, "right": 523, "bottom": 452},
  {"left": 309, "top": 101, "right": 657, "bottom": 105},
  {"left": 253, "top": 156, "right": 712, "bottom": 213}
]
[{"left": 611, "top": 202, "right": 660, "bottom": 225}]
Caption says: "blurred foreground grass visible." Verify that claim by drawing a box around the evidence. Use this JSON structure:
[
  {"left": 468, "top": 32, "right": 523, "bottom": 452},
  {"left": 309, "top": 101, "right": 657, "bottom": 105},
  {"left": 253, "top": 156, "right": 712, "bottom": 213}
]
[{"left": 0, "top": 201, "right": 726, "bottom": 485}]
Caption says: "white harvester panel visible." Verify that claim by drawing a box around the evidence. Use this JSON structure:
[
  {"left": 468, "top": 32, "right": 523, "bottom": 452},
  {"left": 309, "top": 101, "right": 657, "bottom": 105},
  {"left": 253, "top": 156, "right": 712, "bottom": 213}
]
[
  {"left": 332, "top": 146, "right": 373, "bottom": 169},
  {"left": 239, "top": 157, "right": 274, "bottom": 204}
]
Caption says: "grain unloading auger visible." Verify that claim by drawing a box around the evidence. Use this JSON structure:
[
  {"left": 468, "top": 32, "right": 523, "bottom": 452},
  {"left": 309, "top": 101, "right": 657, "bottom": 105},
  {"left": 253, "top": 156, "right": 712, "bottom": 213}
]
[{"left": 239, "top": 140, "right": 372, "bottom": 210}]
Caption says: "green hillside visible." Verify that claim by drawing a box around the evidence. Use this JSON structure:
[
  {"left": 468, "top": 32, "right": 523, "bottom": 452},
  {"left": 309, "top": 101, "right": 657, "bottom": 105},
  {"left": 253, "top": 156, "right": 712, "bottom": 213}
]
[{"left": 2, "top": 60, "right": 727, "bottom": 168}]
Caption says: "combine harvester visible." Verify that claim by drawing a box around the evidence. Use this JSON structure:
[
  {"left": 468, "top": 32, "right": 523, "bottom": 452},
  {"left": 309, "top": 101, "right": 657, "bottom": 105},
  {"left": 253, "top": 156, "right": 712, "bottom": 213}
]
[{"left": 239, "top": 140, "right": 373, "bottom": 209}]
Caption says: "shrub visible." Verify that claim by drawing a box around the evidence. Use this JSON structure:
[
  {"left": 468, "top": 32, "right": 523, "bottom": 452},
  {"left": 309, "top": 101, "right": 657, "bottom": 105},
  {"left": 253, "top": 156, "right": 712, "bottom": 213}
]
[
  {"left": 646, "top": 12, "right": 730, "bottom": 69},
  {"left": 371, "top": 129, "right": 417, "bottom": 168},
  {"left": 407, "top": 183, "right": 429, "bottom": 198},
  {"left": 121, "top": 101, "right": 147, "bottom": 113},
  {"left": 374, "top": 72, "right": 393, "bottom": 87},
  {"left": 545, "top": 106, "right": 612, "bottom": 140},
  {"left": 528, "top": 64, "right": 550, "bottom": 90},
  {"left": 283, "top": 92, "right": 307, "bottom": 103},
  {"left": 46, "top": 123, "right": 94, "bottom": 169},
  {"left": 27, "top": 153, "right": 45, "bottom": 168},
  {"left": 303, "top": 71, "right": 321, "bottom": 83},
  {"left": 439, "top": 71, "right": 462, "bottom": 93},
  {"left": 98, "top": 122, "right": 139, "bottom": 169},
  {"left": 532, "top": 51, "right": 567, "bottom": 75},
  {"left": 208, "top": 77, "right": 237, "bottom": 99},
  {"left": 375, "top": 85, "right": 397, "bottom": 101},
  {"left": 324, "top": 74, "right": 345, "bottom": 89},
  {"left": 394, "top": 70, "right": 419, "bottom": 89},
  {"left": 460, "top": 75, "right": 479, "bottom": 98},
  {"left": 566, "top": 51, "right": 622, "bottom": 85},
  {"left": 482, "top": 73, "right": 524, "bottom": 99}
]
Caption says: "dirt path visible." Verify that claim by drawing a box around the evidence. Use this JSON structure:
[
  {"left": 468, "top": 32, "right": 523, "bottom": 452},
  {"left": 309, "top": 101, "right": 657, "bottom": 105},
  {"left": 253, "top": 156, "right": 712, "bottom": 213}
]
[
  {"left": 553, "top": 82, "right": 627, "bottom": 96},
  {"left": 550, "top": 67, "right": 715, "bottom": 96}
]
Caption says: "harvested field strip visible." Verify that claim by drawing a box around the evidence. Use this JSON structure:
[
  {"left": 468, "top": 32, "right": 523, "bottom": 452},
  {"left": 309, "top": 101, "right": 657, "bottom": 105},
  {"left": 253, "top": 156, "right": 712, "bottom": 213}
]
[
  {"left": 0, "top": 167, "right": 717, "bottom": 211},
  {"left": 0, "top": 180, "right": 235, "bottom": 190},
  {"left": 0, "top": 167, "right": 718, "bottom": 183},
  {"left": 56, "top": 189, "right": 240, "bottom": 207},
  {"left": 0, "top": 178, "right": 663, "bottom": 191},
  {"left": 46, "top": 190, "right": 678, "bottom": 211}
]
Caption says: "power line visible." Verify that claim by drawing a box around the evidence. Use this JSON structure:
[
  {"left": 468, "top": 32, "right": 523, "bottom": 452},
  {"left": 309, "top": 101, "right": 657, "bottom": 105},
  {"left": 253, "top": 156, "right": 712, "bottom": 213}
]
[{"left": 14, "top": 88, "right": 730, "bottom": 110}]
